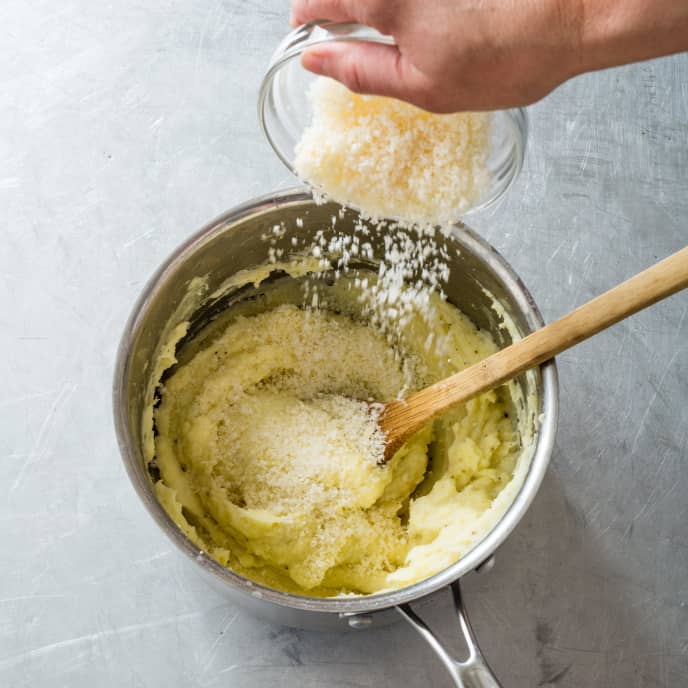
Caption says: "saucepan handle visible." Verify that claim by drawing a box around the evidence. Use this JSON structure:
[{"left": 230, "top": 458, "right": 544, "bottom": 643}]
[{"left": 396, "top": 580, "right": 502, "bottom": 688}]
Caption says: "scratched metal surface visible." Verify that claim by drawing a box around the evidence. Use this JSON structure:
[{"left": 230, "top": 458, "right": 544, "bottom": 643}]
[{"left": 1, "top": 1, "right": 686, "bottom": 686}]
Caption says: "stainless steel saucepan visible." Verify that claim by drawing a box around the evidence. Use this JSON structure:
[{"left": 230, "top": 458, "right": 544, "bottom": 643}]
[{"left": 113, "top": 189, "right": 558, "bottom": 688}]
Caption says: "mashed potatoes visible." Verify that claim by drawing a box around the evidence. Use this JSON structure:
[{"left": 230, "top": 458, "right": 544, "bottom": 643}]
[{"left": 151, "top": 269, "right": 520, "bottom": 596}]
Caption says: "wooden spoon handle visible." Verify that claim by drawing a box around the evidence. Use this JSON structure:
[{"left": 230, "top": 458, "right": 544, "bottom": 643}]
[{"left": 381, "top": 246, "right": 688, "bottom": 454}]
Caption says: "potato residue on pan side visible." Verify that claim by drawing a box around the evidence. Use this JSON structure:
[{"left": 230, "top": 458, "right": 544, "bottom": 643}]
[{"left": 152, "top": 270, "right": 520, "bottom": 596}]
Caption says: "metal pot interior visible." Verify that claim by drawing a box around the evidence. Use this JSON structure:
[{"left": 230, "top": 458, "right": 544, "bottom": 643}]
[{"left": 114, "top": 188, "right": 557, "bottom": 617}]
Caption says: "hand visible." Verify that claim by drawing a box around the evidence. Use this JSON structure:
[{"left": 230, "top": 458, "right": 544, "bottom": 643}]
[{"left": 291, "top": 0, "right": 688, "bottom": 113}]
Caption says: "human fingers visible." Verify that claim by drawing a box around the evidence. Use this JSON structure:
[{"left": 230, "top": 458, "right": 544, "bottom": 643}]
[
  {"left": 290, "top": 0, "right": 357, "bottom": 27},
  {"left": 301, "top": 42, "right": 438, "bottom": 110},
  {"left": 291, "top": 0, "right": 398, "bottom": 33}
]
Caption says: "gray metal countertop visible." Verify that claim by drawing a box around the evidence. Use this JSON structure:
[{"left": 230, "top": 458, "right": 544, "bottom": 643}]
[{"left": 1, "top": 2, "right": 686, "bottom": 686}]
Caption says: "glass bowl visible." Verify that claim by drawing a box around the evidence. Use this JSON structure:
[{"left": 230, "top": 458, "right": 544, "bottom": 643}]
[{"left": 258, "top": 22, "right": 529, "bottom": 218}]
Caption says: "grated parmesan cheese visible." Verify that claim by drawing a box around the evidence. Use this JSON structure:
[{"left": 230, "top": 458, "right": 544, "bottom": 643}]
[
  {"left": 150, "top": 77, "right": 520, "bottom": 595},
  {"left": 294, "top": 77, "right": 490, "bottom": 226}
]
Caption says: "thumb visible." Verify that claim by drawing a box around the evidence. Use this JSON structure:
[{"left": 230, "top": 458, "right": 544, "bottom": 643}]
[{"left": 301, "top": 41, "right": 432, "bottom": 109}]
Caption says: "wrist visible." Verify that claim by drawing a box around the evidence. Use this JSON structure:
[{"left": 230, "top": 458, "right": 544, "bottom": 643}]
[{"left": 576, "top": 0, "right": 688, "bottom": 75}]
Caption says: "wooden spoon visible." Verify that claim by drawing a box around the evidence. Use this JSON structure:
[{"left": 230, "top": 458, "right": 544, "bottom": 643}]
[{"left": 378, "top": 246, "right": 688, "bottom": 463}]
